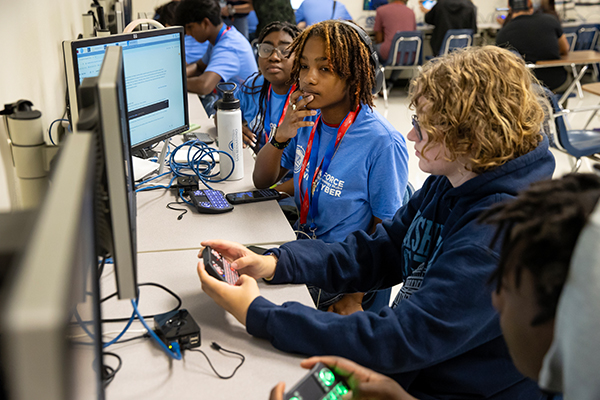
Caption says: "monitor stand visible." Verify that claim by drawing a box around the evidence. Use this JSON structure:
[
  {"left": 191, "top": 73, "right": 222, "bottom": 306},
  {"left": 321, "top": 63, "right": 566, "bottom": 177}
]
[{"left": 158, "top": 137, "right": 171, "bottom": 175}]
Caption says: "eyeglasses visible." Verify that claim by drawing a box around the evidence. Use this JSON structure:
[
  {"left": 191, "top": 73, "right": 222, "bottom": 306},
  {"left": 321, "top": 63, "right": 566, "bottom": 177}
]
[
  {"left": 411, "top": 115, "right": 423, "bottom": 141},
  {"left": 257, "top": 43, "right": 291, "bottom": 59}
]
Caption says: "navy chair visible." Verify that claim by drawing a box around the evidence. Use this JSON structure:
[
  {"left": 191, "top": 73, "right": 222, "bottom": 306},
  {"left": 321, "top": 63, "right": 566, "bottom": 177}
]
[
  {"left": 440, "top": 29, "right": 474, "bottom": 56},
  {"left": 380, "top": 30, "right": 423, "bottom": 108},
  {"left": 539, "top": 85, "right": 600, "bottom": 171}
]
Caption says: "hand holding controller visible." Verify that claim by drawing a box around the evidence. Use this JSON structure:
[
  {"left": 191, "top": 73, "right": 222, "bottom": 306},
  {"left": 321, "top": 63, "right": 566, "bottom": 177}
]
[{"left": 202, "top": 246, "right": 240, "bottom": 285}]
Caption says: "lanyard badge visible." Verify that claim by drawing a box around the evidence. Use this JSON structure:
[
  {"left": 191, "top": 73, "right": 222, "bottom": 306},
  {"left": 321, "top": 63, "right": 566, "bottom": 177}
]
[{"left": 297, "top": 105, "right": 360, "bottom": 235}]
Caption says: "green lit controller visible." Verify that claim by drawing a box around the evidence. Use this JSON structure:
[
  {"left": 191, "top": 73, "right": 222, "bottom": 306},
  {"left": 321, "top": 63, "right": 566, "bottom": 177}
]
[{"left": 284, "top": 362, "right": 350, "bottom": 400}]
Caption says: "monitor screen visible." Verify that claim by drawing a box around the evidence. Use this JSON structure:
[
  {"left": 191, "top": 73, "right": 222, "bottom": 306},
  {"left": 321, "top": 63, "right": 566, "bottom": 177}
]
[
  {"left": 0, "top": 134, "right": 104, "bottom": 400},
  {"left": 63, "top": 27, "right": 189, "bottom": 151},
  {"left": 77, "top": 45, "right": 138, "bottom": 300}
]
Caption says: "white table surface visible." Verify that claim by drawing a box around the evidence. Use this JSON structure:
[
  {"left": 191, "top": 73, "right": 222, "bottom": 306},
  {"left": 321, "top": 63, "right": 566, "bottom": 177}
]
[
  {"left": 102, "top": 250, "right": 313, "bottom": 400},
  {"left": 135, "top": 93, "right": 296, "bottom": 253}
]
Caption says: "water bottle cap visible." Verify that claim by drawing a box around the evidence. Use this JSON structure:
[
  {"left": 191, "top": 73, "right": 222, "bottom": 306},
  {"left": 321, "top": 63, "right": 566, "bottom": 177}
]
[{"left": 215, "top": 82, "right": 240, "bottom": 110}]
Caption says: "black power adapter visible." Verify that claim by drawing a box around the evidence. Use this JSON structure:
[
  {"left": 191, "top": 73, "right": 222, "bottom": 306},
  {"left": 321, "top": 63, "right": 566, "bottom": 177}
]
[
  {"left": 154, "top": 309, "right": 201, "bottom": 350},
  {"left": 172, "top": 176, "right": 199, "bottom": 192}
]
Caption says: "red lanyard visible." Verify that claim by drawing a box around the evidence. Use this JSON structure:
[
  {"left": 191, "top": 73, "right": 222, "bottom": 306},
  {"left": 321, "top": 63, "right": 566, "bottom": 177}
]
[
  {"left": 298, "top": 105, "right": 360, "bottom": 226},
  {"left": 264, "top": 83, "right": 297, "bottom": 145}
]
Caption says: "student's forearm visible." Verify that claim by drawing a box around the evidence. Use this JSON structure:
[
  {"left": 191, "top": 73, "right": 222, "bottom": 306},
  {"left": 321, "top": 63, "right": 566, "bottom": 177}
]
[
  {"left": 275, "top": 178, "right": 294, "bottom": 196},
  {"left": 187, "top": 61, "right": 204, "bottom": 77},
  {"left": 253, "top": 144, "right": 287, "bottom": 188},
  {"left": 375, "top": 31, "right": 384, "bottom": 44},
  {"left": 187, "top": 77, "right": 216, "bottom": 95}
]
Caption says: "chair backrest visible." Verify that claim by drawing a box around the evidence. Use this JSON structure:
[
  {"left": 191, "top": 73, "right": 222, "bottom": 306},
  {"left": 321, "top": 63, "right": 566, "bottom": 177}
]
[
  {"left": 575, "top": 24, "right": 599, "bottom": 51},
  {"left": 386, "top": 30, "right": 423, "bottom": 67},
  {"left": 441, "top": 29, "right": 473, "bottom": 56},
  {"left": 538, "top": 84, "right": 579, "bottom": 156},
  {"left": 565, "top": 32, "right": 578, "bottom": 52}
]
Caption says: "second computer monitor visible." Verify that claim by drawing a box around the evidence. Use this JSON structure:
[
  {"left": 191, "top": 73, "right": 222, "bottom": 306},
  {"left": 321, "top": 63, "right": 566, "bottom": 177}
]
[{"left": 63, "top": 26, "right": 189, "bottom": 151}]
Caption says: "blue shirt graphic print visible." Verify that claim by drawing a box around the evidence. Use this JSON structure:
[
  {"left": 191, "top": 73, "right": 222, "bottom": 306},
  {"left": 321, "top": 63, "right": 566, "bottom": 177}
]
[{"left": 394, "top": 209, "right": 444, "bottom": 306}]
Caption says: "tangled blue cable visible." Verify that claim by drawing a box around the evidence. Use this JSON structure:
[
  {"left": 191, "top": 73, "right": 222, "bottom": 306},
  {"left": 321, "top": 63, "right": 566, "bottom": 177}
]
[{"left": 134, "top": 139, "right": 235, "bottom": 192}]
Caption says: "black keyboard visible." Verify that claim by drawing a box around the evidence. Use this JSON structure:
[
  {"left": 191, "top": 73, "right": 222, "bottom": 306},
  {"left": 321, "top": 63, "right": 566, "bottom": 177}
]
[{"left": 189, "top": 189, "right": 234, "bottom": 214}]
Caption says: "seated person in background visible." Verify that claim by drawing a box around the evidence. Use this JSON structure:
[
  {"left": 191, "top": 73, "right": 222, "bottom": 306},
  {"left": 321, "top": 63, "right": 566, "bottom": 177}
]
[
  {"left": 269, "top": 173, "right": 600, "bottom": 400},
  {"left": 496, "top": 0, "right": 570, "bottom": 93},
  {"left": 252, "top": 20, "right": 409, "bottom": 313},
  {"left": 154, "top": 1, "right": 209, "bottom": 65},
  {"left": 420, "top": 0, "right": 477, "bottom": 56},
  {"left": 237, "top": 22, "right": 301, "bottom": 154},
  {"left": 499, "top": 0, "right": 560, "bottom": 26},
  {"left": 174, "top": 0, "right": 258, "bottom": 109},
  {"left": 373, "top": 0, "right": 416, "bottom": 63},
  {"left": 221, "top": 0, "right": 253, "bottom": 40},
  {"left": 294, "top": 0, "right": 353, "bottom": 30},
  {"left": 252, "top": 0, "right": 296, "bottom": 40},
  {"left": 196, "top": 46, "right": 556, "bottom": 399}
]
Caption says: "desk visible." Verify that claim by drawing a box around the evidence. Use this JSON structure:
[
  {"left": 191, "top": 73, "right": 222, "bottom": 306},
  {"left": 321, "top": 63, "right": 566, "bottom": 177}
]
[
  {"left": 103, "top": 94, "right": 310, "bottom": 399},
  {"left": 533, "top": 50, "right": 600, "bottom": 104},
  {"left": 103, "top": 250, "right": 313, "bottom": 400},
  {"left": 136, "top": 93, "right": 296, "bottom": 252}
]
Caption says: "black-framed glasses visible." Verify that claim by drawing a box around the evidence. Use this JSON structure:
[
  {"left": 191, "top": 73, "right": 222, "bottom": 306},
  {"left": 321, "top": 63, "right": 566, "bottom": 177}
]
[
  {"left": 257, "top": 43, "right": 291, "bottom": 59},
  {"left": 411, "top": 115, "right": 423, "bottom": 141}
]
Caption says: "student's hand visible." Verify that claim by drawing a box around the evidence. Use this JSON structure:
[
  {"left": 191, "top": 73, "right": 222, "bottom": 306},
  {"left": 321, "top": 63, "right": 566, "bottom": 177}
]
[
  {"left": 242, "top": 124, "right": 256, "bottom": 148},
  {"left": 418, "top": 1, "right": 429, "bottom": 14},
  {"left": 327, "top": 293, "right": 364, "bottom": 315},
  {"left": 299, "top": 356, "right": 417, "bottom": 400},
  {"left": 269, "top": 382, "right": 286, "bottom": 400},
  {"left": 197, "top": 261, "right": 260, "bottom": 325},
  {"left": 199, "top": 240, "right": 278, "bottom": 279},
  {"left": 275, "top": 90, "right": 317, "bottom": 142}
]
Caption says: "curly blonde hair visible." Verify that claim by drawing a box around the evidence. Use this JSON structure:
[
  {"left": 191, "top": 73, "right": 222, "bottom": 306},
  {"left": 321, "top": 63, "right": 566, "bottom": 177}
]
[{"left": 409, "top": 46, "right": 544, "bottom": 174}]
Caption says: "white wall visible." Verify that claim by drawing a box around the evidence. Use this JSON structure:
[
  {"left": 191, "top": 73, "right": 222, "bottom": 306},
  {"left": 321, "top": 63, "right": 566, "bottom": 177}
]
[{"left": 0, "top": 0, "right": 90, "bottom": 212}]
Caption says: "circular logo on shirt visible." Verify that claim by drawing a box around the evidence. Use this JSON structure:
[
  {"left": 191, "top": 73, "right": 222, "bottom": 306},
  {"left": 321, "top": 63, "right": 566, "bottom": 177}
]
[{"left": 294, "top": 145, "right": 305, "bottom": 174}]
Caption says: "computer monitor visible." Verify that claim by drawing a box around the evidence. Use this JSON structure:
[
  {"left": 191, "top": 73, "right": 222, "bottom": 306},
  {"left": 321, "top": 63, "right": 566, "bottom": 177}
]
[
  {"left": 0, "top": 134, "right": 104, "bottom": 400},
  {"left": 77, "top": 45, "right": 138, "bottom": 300},
  {"left": 63, "top": 26, "right": 189, "bottom": 152}
]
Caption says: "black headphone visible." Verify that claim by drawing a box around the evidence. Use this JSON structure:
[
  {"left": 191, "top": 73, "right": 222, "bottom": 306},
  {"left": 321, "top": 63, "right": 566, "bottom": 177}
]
[{"left": 337, "top": 20, "right": 384, "bottom": 95}]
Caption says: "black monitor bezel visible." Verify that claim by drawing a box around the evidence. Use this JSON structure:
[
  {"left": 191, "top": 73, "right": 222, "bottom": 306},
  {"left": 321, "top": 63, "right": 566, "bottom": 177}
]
[{"left": 69, "top": 26, "right": 189, "bottom": 152}]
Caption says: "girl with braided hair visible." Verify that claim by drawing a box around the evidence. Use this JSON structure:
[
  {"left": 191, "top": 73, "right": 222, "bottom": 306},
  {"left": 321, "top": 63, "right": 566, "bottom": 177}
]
[
  {"left": 238, "top": 21, "right": 301, "bottom": 154},
  {"left": 251, "top": 20, "right": 409, "bottom": 313}
]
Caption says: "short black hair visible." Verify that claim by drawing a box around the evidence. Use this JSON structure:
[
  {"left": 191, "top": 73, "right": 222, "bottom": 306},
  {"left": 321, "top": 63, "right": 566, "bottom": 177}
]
[
  {"left": 480, "top": 173, "right": 600, "bottom": 326},
  {"left": 175, "top": 0, "right": 222, "bottom": 27},
  {"left": 155, "top": 1, "right": 178, "bottom": 26}
]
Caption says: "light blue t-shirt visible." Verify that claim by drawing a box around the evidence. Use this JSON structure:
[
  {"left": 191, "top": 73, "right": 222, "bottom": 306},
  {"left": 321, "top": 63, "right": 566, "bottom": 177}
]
[
  {"left": 295, "top": 0, "right": 353, "bottom": 26},
  {"left": 185, "top": 35, "right": 209, "bottom": 65},
  {"left": 281, "top": 106, "right": 409, "bottom": 243},
  {"left": 238, "top": 75, "right": 290, "bottom": 150},
  {"left": 202, "top": 26, "right": 258, "bottom": 87}
]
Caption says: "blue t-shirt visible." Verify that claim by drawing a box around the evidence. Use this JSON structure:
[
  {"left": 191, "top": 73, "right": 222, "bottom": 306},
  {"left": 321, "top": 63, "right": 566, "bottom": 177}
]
[
  {"left": 202, "top": 26, "right": 258, "bottom": 87},
  {"left": 185, "top": 35, "right": 209, "bottom": 65},
  {"left": 295, "top": 0, "right": 352, "bottom": 26},
  {"left": 238, "top": 75, "right": 291, "bottom": 150},
  {"left": 281, "top": 106, "right": 409, "bottom": 242}
]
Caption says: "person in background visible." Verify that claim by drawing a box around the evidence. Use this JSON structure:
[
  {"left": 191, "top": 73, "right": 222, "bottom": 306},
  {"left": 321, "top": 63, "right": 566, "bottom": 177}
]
[
  {"left": 195, "top": 46, "right": 555, "bottom": 399},
  {"left": 419, "top": 0, "right": 477, "bottom": 56},
  {"left": 252, "top": 0, "right": 296, "bottom": 39},
  {"left": 269, "top": 173, "right": 600, "bottom": 400},
  {"left": 499, "top": 0, "right": 559, "bottom": 25},
  {"left": 247, "top": 10, "right": 259, "bottom": 41},
  {"left": 373, "top": 0, "right": 416, "bottom": 63},
  {"left": 496, "top": 0, "right": 570, "bottom": 93},
  {"left": 175, "top": 0, "right": 257, "bottom": 115},
  {"left": 154, "top": 0, "right": 209, "bottom": 65},
  {"left": 294, "top": 0, "right": 353, "bottom": 30},
  {"left": 237, "top": 22, "right": 301, "bottom": 155},
  {"left": 221, "top": 0, "right": 252, "bottom": 40}
]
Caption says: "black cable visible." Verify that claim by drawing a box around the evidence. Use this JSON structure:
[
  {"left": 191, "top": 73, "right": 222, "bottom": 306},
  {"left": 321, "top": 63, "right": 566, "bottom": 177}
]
[
  {"left": 98, "top": 254, "right": 107, "bottom": 279},
  {"left": 100, "top": 282, "right": 182, "bottom": 323},
  {"left": 102, "top": 351, "right": 122, "bottom": 387},
  {"left": 188, "top": 342, "right": 245, "bottom": 379},
  {"left": 166, "top": 201, "right": 188, "bottom": 220}
]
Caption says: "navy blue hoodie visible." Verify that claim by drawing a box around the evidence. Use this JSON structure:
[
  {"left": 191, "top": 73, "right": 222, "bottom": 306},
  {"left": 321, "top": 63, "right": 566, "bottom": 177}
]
[{"left": 247, "top": 136, "right": 555, "bottom": 399}]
